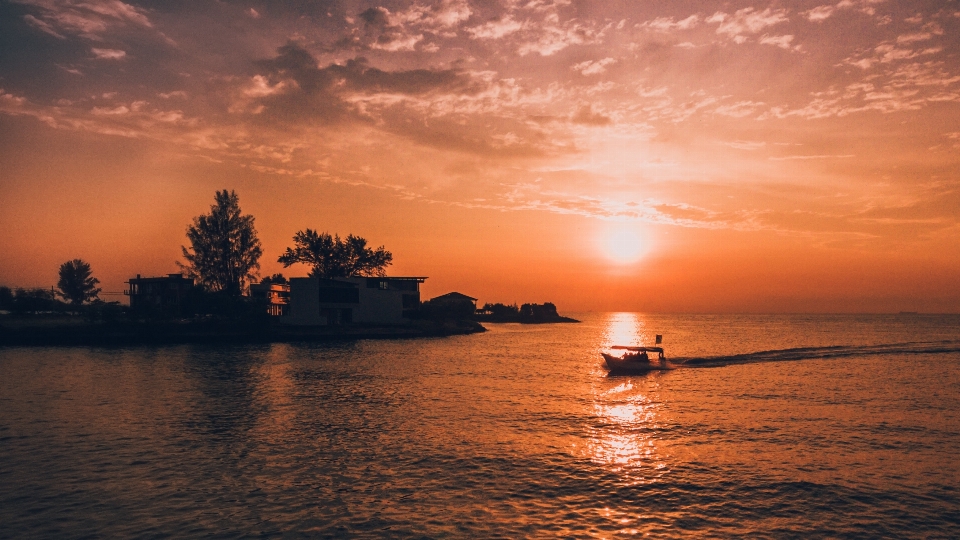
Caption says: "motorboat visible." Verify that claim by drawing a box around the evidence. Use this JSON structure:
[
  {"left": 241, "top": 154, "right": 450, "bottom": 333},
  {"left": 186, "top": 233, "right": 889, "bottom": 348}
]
[{"left": 601, "top": 346, "right": 668, "bottom": 374}]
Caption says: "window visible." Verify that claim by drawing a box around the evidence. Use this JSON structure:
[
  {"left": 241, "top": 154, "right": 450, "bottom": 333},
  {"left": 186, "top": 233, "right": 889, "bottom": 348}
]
[{"left": 395, "top": 280, "right": 418, "bottom": 291}]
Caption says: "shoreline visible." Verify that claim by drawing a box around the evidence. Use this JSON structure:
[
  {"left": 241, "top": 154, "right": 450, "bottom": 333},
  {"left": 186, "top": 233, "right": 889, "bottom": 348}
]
[
  {"left": 0, "top": 318, "right": 486, "bottom": 347},
  {"left": 474, "top": 316, "right": 580, "bottom": 324}
]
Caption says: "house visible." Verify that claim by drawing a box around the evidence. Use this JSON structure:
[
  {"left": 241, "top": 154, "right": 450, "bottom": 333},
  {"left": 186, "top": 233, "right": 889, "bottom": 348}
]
[
  {"left": 422, "top": 292, "right": 478, "bottom": 319},
  {"left": 249, "top": 282, "right": 290, "bottom": 316},
  {"left": 125, "top": 274, "right": 194, "bottom": 316},
  {"left": 428, "top": 292, "right": 477, "bottom": 307},
  {"left": 283, "top": 276, "right": 427, "bottom": 326}
]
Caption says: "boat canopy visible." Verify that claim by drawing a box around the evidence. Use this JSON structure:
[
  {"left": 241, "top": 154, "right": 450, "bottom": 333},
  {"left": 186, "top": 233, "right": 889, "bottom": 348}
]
[{"left": 611, "top": 346, "right": 664, "bottom": 354}]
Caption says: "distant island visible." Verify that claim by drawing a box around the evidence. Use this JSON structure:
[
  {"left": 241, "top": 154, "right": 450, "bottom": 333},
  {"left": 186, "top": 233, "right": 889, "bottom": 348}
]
[{"left": 474, "top": 302, "right": 579, "bottom": 324}]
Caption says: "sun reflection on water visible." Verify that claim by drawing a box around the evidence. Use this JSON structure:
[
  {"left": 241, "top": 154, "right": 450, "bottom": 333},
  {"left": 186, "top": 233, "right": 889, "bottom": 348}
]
[
  {"left": 582, "top": 314, "right": 669, "bottom": 484},
  {"left": 602, "top": 312, "right": 648, "bottom": 349}
]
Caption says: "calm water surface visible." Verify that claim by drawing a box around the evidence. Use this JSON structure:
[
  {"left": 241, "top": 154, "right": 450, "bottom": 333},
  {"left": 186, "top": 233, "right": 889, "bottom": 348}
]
[{"left": 2, "top": 313, "right": 959, "bottom": 538}]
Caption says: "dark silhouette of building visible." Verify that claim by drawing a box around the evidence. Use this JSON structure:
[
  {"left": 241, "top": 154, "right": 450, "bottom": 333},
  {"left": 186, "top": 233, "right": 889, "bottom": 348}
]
[
  {"left": 126, "top": 274, "right": 194, "bottom": 316},
  {"left": 285, "top": 276, "right": 426, "bottom": 325},
  {"left": 429, "top": 292, "right": 477, "bottom": 307},
  {"left": 424, "top": 292, "right": 478, "bottom": 319},
  {"left": 249, "top": 282, "right": 290, "bottom": 316}
]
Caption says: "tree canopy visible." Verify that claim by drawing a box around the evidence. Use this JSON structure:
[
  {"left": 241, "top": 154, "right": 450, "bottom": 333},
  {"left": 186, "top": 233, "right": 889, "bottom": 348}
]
[
  {"left": 179, "top": 190, "right": 262, "bottom": 295},
  {"left": 260, "top": 273, "right": 288, "bottom": 285},
  {"left": 278, "top": 229, "right": 393, "bottom": 278},
  {"left": 56, "top": 259, "right": 101, "bottom": 306}
]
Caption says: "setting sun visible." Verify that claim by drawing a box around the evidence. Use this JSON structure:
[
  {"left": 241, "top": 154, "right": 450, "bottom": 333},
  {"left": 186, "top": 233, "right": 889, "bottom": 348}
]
[{"left": 601, "top": 227, "right": 646, "bottom": 264}]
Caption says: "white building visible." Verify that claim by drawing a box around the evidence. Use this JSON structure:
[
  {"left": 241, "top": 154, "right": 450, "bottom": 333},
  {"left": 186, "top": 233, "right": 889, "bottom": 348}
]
[{"left": 283, "top": 276, "right": 426, "bottom": 326}]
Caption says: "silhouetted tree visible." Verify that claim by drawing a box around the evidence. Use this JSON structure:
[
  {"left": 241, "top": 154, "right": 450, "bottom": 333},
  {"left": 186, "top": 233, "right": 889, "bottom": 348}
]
[
  {"left": 0, "top": 286, "right": 12, "bottom": 310},
  {"left": 261, "top": 273, "right": 288, "bottom": 285},
  {"left": 179, "top": 190, "right": 262, "bottom": 295},
  {"left": 12, "top": 288, "right": 60, "bottom": 314},
  {"left": 519, "top": 302, "right": 560, "bottom": 322},
  {"left": 420, "top": 295, "right": 476, "bottom": 320},
  {"left": 278, "top": 229, "right": 392, "bottom": 278},
  {"left": 482, "top": 303, "right": 520, "bottom": 318},
  {"left": 56, "top": 259, "right": 101, "bottom": 306}
]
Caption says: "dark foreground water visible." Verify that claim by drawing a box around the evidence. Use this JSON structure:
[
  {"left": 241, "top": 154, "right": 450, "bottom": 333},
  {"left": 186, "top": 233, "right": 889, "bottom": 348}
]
[{"left": 2, "top": 313, "right": 959, "bottom": 538}]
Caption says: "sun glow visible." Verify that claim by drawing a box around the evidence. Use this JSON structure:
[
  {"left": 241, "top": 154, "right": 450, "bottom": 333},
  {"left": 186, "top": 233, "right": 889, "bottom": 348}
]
[{"left": 600, "top": 226, "right": 647, "bottom": 264}]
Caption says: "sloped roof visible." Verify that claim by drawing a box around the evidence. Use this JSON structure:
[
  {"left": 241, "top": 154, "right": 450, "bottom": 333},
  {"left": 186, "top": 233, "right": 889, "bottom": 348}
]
[{"left": 431, "top": 291, "right": 477, "bottom": 301}]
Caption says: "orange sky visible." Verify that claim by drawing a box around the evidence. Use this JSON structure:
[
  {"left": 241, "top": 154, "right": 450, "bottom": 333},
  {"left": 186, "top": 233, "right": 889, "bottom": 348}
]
[{"left": 1, "top": 0, "right": 959, "bottom": 312}]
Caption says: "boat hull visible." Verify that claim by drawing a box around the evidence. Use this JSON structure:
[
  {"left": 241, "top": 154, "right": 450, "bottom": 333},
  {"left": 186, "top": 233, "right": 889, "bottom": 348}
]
[{"left": 601, "top": 352, "right": 669, "bottom": 374}]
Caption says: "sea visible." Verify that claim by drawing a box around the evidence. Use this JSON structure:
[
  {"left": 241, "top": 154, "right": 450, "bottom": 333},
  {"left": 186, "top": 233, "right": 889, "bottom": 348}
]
[{"left": 1, "top": 313, "right": 959, "bottom": 538}]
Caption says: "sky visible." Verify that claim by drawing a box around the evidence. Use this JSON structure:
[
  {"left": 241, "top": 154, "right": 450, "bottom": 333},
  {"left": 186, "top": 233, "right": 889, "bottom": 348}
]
[{"left": 1, "top": 0, "right": 959, "bottom": 312}]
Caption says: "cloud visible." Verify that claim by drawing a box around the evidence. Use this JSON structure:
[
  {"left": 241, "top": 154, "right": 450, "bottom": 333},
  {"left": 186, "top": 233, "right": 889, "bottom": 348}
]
[
  {"left": 0, "top": 89, "right": 28, "bottom": 110},
  {"left": 373, "top": 33, "right": 424, "bottom": 51},
  {"left": 358, "top": 7, "right": 424, "bottom": 51},
  {"left": 946, "top": 132, "right": 960, "bottom": 148},
  {"left": 91, "top": 47, "right": 125, "bottom": 59},
  {"left": 805, "top": 0, "right": 891, "bottom": 22},
  {"left": 842, "top": 19, "right": 948, "bottom": 71},
  {"left": 359, "top": 7, "right": 390, "bottom": 28},
  {"left": 805, "top": 5, "right": 837, "bottom": 22},
  {"left": 91, "top": 104, "right": 129, "bottom": 115},
  {"left": 769, "top": 154, "right": 855, "bottom": 160},
  {"left": 725, "top": 140, "right": 766, "bottom": 150},
  {"left": 488, "top": 182, "right": 745, "bottom": 229},
  {"left": 767, "top": 54, "right": 960, "bottom": 119},
  {"left": 258, "top": 45, "right": 473, "bottom": 97},
  {"left": 241, "top": 75, "right": 286, "bottom": 99},
  {"left": 706, "top": 8, "right": 789, "bottom": 41},
  {"left": 395, "top": 0, "right": 472, "bottom": 30},
  {"left": 343, "top": 1, "right": 471, "bottom": 51},
  {"left": 236, "top": 43, "right": 497, "bottom": 136},
  {"left": 337, "top": 6, "right": 420, "bottom": 52},
  {"left": 467, "top": 16, "right": 523, "bottom": 39},
  {"left": 489, "top": 1, "right": 609, "bottom": 57},
  {"left": 13, "top": 0, "right": 152, "bottom": 40},
  {"left": 759, "top": 34, "right": 796, "bottom": 49},
  {"left": 714, "top": 100, "right": 765, "bottom": 118},
  {"left": 570, "top": 104, "right": 611, "bottom": 125},
  {"left": 641, "top": 15, "right": 700, "bottom": 32},
  {"left": 23, "top": 13, "right": 65, "bottom": 38},
  {"left": 896, "top": 23, "right": 943, "bottom": 44},
  {"left": 517, "top": 18, "right": 603, "bottom": 56},
  {"left": 887, "top": 61, "right": 960, "bottom": 88},
  {"left": 571, "top": 57, "right": 616, "bottom": 76}
]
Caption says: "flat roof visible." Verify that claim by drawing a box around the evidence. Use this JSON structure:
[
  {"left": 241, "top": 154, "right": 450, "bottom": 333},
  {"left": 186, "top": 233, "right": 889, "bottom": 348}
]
[{"left": 126, "top": 274, "right": 191, "bottom": 283}]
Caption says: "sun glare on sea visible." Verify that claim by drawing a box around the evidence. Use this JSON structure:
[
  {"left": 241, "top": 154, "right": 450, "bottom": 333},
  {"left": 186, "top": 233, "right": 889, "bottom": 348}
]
[{"left": 600, "top": 226, "right": 647, "bottom": 264}]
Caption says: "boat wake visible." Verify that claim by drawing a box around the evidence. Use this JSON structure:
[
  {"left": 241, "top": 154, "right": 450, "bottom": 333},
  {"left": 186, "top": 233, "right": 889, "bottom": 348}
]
[{"left": 672, "top": 340, "right": 960, "bottom": 368}]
